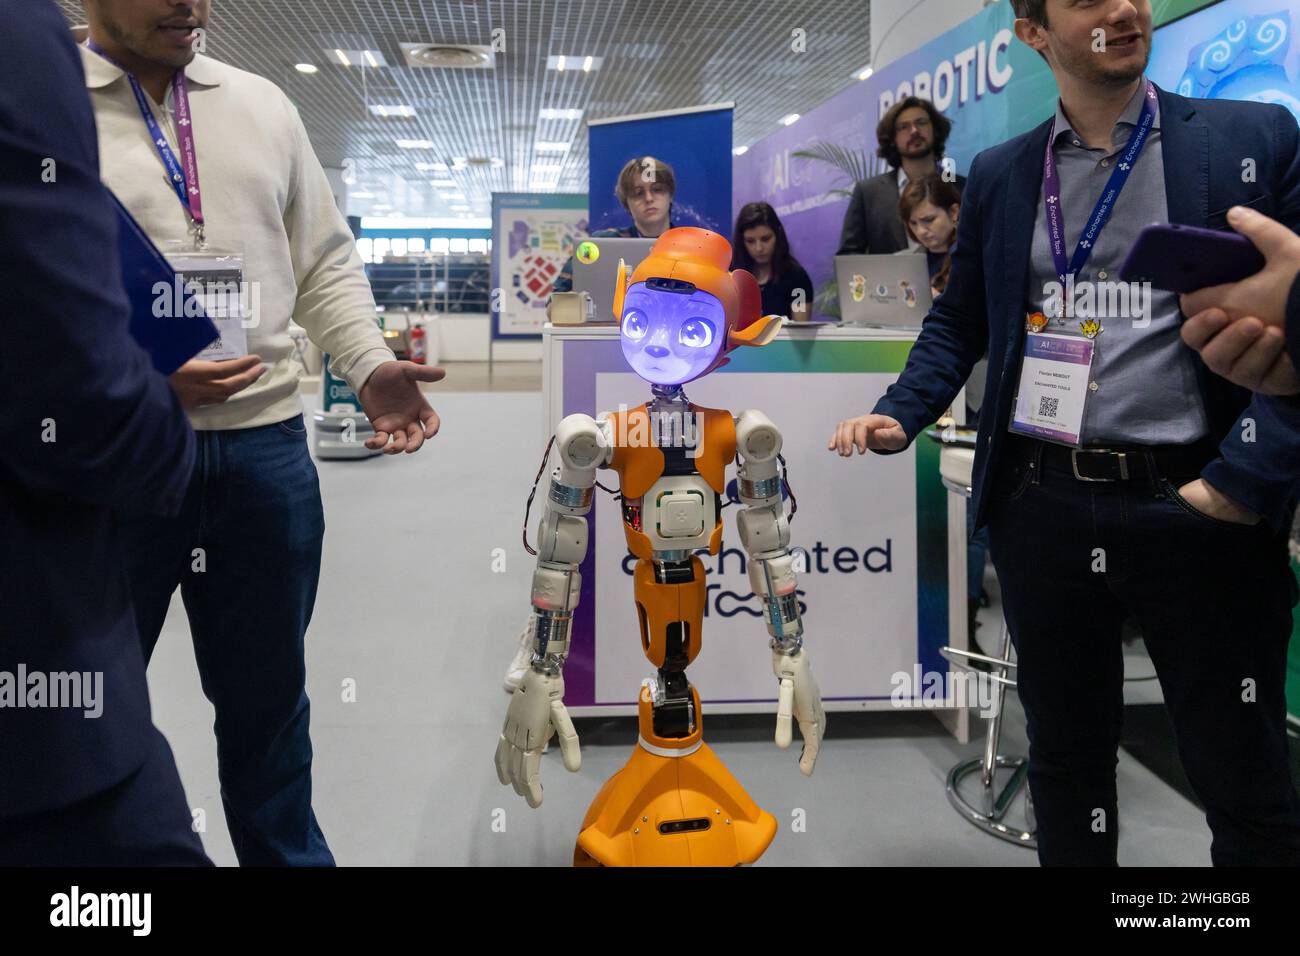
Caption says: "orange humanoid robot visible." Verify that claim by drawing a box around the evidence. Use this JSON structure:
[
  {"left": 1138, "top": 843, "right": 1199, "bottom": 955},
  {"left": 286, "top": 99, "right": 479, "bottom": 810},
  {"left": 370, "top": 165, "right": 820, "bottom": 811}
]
[{"left": 494, "top": 227, "right": 825, "bottom": 866}]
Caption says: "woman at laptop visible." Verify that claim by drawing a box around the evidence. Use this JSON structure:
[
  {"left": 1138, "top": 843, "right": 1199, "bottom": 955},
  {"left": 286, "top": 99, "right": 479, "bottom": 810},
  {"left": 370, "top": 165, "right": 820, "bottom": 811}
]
[
  {"left": 897, "top": 173, "right": 961, "bottom": 297},
  {"left": 551, "top": 156, "right": 677, "bottom": 294},
  {"left": 731, "top": 202, "right": 815, "bottom": 321}
]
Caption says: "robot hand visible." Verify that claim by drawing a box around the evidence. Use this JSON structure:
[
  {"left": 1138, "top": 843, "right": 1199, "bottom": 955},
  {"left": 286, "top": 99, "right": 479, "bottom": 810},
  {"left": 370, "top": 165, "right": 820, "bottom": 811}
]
[
  {"left": 494, "top": 668, "right": 581, "bottom": 807},
  {"left": 772, "top": 647, "right": 826, "bottom": 776}
]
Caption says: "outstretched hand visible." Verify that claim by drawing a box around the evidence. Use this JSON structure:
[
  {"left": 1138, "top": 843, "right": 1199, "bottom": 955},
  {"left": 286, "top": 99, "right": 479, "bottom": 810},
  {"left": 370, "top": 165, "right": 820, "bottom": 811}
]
[{"left": 357, "top": 360, "right": 446, "bottom": 454}]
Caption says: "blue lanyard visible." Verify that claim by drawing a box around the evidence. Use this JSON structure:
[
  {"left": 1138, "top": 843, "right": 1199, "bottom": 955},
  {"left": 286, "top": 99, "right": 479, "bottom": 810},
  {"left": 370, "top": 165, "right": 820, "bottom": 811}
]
[
  {"left": 85, "top": 38, "right": 205, "bottom": 238},
  {"left": 1043, "top": 80, "right": 1157, "bottom": 284}
]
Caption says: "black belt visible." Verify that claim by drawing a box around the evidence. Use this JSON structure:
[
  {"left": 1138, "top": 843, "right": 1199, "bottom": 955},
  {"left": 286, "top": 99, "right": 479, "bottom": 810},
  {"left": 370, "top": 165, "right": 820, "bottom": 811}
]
[{"left": 1008, "top": 435, "right": 1219, "bottom": 483}]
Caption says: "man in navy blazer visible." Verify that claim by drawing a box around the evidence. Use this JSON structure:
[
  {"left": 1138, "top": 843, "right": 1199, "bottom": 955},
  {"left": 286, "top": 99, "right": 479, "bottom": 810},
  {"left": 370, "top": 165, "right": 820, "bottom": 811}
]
[
  {"left": 0, "top": 0, "right": 209, "bottom": 865},
  {"left": 831, "top": 0, "right": 1300, "bottom": 865}
]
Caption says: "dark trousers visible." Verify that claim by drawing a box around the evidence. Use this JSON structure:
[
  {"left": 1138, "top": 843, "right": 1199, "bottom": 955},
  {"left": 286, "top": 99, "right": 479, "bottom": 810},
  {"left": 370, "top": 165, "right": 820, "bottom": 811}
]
[
  {"left": 117, "top": 415, "right": 334, "bottom": 866},
  {"left": 985, "top": 437, "right": 1300, "bottom": 866},
  {"left": 0, "top": 728, "right": 212, "bottom": 866}
]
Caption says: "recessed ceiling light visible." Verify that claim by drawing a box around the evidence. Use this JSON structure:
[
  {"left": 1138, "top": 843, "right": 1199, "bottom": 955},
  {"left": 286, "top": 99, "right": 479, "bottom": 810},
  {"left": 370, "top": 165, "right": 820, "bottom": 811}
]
[
  {"left": 369, "top": 104, "right": 416, "bottom": 118},
  {"left": 733, "top": 145, "right": 748, "bottom": 156},
  {"left": 539, "top": 108, "right": 583, "bottom": 120},
  {"left": 429, "top": 178, "right": 456, "bottom": 186},
  {"left": 781, "top": 113, "right": 801, "bottom": 126},
  {"left": 327, "top": 48, "right": 388, "bottom": 68},
  {"left": 857, "top": 66, "right": 874, "bottom": 80},
  {"left": 415, "top": 162, "right": 450, "bottom": 172},
  {"left": 547, "top": 55, "right": 601, "bottom": 72},
  {"left": 295, "top": 63, "right": 318, "bottom": 74},
  {"left": 535, "top": 142, "right": 570, "bottom": 152},
  {"left": 396, "top": 139, "right": 435, "bottom": 149}
]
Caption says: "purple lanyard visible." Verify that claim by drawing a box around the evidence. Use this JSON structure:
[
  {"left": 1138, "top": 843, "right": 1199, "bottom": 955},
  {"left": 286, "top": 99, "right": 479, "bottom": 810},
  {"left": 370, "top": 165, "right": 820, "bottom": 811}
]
[
  {"left": 86, "top": 39, "right": 205, "bottom": 237},
  {"left": 1043, "top": 80, "right": 1157, "bottom": 285}
]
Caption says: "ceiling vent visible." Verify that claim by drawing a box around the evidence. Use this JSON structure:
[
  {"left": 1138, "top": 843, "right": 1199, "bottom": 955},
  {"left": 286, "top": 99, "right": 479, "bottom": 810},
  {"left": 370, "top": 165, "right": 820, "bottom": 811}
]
[{"left": 400, "top": 43, "right": 495, "bottom": 69}]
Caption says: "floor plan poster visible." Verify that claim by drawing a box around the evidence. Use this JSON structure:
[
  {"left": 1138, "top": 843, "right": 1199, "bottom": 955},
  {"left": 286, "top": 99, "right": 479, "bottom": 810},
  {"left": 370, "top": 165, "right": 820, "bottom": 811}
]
[{"left": 491, "top": 193, "right": 587, "bottom": 338}]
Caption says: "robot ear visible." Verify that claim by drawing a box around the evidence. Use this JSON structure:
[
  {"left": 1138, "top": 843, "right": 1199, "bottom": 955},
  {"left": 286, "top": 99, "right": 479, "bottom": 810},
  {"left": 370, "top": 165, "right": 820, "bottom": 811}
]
[
  {"left": 728, "top": 313, "right": 783, "bottom": 349},
  {"left": 612, "top": 259, "right": 629, "bottom": 321},
  {"left": 730, "top": 268, "right": 762, "bottom": 332}
]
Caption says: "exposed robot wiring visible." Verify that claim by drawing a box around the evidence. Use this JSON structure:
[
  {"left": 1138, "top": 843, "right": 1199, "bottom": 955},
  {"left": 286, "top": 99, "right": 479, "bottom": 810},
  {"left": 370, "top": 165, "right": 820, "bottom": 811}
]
[
  {"left": 521, "top": 434, "right": 557, "bottom": 556},
  {"left": 779, "top": 453, "right": 797, "bottom": 522}
]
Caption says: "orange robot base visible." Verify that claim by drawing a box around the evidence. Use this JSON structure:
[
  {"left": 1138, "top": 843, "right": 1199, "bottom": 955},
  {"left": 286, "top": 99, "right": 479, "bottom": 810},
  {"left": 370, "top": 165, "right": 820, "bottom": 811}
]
[
  {"left": 573, "top": 686, "right": 777, "bottom": 867},
  {"left": 572, "top": 553, "right": 777, "bottom": 867}
]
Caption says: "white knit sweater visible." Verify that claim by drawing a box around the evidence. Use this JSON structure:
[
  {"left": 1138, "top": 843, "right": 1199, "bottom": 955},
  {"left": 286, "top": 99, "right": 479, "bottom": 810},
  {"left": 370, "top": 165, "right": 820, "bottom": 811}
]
[{"left": 81, "top": 47, "right": 392, "bottom": 430}]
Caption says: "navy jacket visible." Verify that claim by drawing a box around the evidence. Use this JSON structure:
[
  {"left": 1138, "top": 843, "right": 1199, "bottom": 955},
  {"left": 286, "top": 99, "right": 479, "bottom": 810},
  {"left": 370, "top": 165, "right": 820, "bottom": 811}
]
[
  {"left": 0, "top": 1, "right": 196, "bottom": 817},
  {"left": 873, "top": 85, "right": 1300, "bottom": 533}
]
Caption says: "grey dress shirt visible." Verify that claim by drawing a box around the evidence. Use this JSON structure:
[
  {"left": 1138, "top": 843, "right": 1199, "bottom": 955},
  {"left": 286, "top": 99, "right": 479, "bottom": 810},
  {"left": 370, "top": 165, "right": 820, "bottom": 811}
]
[{"left": 1024, "top": 77, "right": 1209, "bottom": 445}]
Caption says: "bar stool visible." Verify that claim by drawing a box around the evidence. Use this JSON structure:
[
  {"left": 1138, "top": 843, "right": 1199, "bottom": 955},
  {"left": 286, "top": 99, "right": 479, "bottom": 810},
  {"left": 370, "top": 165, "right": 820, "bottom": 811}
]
[{"left": 928, "top": 427, "right": 1037, "bottom": 850}]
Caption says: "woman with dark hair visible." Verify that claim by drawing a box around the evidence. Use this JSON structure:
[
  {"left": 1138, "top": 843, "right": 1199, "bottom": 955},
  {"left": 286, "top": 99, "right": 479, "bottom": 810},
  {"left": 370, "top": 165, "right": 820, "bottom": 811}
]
[
  {"left": 897, "top": 173, "right": 962, "bottom": 296},
  {"left": 731, "top": 202, "right": 815, "bottom": 321}
]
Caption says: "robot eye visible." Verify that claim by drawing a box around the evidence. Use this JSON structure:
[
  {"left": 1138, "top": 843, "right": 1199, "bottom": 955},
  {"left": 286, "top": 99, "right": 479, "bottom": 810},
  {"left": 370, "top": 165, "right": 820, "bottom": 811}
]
[
  {"left": 622, "top": 309, "right": 648, "bottom": 341},
  {"left": 678, "top": 318, "right": 714, "bottom": 349}
]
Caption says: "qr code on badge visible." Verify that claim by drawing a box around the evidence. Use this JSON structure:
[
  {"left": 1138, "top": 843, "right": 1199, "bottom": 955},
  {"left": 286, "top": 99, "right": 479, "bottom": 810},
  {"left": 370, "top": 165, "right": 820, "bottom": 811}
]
[{"left": 1038, "top": 395, "right": 1060, "bottom": 419}]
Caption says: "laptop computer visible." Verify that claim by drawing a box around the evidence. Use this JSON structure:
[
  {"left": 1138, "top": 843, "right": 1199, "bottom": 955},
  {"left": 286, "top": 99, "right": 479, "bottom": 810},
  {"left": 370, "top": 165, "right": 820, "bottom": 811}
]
[
  {"left": 835, "top": 253, "right": 934, "bottom": 329},
  {"left": 571, "top": 236, "right": 657, "bottom": 322}
]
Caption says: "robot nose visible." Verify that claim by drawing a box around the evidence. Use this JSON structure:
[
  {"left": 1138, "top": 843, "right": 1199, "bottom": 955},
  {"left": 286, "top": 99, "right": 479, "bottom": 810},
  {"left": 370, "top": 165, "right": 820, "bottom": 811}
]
[{"left": 646, "top": 345, "right": 669, "bottom": 358}]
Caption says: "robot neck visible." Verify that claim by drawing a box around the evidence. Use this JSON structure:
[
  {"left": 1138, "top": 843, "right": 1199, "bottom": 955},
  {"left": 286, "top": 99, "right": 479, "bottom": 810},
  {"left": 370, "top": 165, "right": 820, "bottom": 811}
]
[{"left": 648, "top": 383, "right": 689, "bottom": 414}]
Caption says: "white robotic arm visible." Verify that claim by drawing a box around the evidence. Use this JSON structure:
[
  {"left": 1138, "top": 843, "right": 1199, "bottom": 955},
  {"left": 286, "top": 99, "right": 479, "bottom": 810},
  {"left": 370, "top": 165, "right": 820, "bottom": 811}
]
[
  {"left": 495, "top": 414, "right": 611, "bottom": 807},
  {"left": 735, "top": 410, "right": 826, "bottom": 776}
]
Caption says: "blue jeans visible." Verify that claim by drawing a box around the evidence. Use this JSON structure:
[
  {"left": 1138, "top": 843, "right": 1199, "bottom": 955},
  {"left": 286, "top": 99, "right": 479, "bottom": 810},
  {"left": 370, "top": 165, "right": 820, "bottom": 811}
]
[
  {"left": 117, "top": 415, "right": 334, "bottom": 866},
  {"left": 986, "top": 435, "right": 1300, "bottom": 866}
]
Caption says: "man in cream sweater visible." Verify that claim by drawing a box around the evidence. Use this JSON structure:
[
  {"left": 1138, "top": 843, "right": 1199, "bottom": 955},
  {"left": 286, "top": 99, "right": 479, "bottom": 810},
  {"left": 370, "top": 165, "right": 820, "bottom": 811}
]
[{"left": 79, "top": 0, "right": 442, "bottom": 864}]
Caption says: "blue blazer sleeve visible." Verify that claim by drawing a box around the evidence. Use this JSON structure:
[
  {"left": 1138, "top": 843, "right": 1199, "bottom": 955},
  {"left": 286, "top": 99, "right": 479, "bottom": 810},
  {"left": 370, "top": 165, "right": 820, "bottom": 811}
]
[
  {"left": 0, "top": 1, "right": 194, "bottom": 516},
  {"left": 871, "top": 153, "right": 991, "bottom": 447},
  {"left": 1200, "top": 105, "right": 1300, "bottom": 531}
]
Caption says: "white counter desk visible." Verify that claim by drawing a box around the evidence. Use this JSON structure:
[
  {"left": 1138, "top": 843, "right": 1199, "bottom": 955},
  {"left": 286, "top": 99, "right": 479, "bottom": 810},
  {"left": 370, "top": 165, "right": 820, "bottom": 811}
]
[{"left": 541, "top": 322, "right": 971, "bottom": 740}]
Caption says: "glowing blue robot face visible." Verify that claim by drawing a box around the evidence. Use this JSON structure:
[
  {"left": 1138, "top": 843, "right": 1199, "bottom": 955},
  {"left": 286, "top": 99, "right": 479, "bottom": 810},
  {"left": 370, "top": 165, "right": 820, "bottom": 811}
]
[{"left": 619, "top": 281, "right": 726, "bottom": 386}]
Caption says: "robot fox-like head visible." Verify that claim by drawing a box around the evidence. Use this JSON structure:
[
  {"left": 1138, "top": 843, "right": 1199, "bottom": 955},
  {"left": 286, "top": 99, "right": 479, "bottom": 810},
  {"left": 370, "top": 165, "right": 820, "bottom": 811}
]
[{"left": 612, "top": 227, "right": 783, "bottom": 386}]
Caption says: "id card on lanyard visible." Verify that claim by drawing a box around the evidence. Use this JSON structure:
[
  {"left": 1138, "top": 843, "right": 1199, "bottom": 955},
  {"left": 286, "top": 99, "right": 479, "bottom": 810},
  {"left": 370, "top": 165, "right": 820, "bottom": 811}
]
[
  {"left": 160, "top": 241, "right": 250, "bottom": 360},
  {"left": 86, "top": 40, "right": 248, "bottom": 359},
  {"left": 1009, "top": 80, "right": 1157, "bottom": 448}
]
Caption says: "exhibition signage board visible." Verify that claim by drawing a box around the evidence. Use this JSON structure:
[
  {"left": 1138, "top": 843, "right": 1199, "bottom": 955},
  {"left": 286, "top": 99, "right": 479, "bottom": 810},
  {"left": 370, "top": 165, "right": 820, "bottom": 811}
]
[
  {"left": 491, "top": 192, "right": 587, "bottom": 339},
  {"left": 544, "top": 326, "right": 959, "bottom": 715}
]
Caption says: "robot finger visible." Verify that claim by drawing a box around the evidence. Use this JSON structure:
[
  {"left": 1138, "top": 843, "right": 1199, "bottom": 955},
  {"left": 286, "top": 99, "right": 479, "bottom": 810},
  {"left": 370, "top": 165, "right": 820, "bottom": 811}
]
[
  {"left": 510, "top": 745, "right": 530, "bottom": 801},
  {"left": 523, "top": 748, "right": 545, "bottom": 808},
  {"left": 493, "top": 734, "right": 513, "bottom": 786},
  {"left": 551, "top": 700, "right": 582, "bottom": 773},
  {"left": 775, "top": 677, "right": 795, "bottom": 749},
  {"left": 796, "top": 715, "right": 821, "bottom": 776}
]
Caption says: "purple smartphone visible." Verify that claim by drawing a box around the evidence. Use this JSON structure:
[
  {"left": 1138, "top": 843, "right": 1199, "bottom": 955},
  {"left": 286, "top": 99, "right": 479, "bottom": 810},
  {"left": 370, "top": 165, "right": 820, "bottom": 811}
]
[{"left": 1119, "top": 222, "right": 1265, "bottom": 294}]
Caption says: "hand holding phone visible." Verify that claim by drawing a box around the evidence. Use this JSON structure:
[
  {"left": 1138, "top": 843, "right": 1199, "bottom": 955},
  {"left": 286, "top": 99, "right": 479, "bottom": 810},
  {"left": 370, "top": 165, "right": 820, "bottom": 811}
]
[{"left": 1119, "top": 222, "right": 1266, "bottom": 294}]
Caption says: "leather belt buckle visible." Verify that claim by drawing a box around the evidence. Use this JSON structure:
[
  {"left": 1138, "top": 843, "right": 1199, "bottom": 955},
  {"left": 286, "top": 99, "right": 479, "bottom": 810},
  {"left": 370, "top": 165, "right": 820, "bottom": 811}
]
[{"left": 1070, "top": 447, "right": 1128, "bottom": 482}]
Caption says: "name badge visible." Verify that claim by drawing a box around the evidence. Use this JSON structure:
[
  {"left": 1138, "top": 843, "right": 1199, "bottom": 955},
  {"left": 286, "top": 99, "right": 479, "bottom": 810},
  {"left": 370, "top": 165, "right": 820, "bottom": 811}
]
[
  {"left": 162, "top": 241, "right": 250, "bottom": 361},
  {"left": 1009, "top": 331, "right": 1095, "bottom": 447}
]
